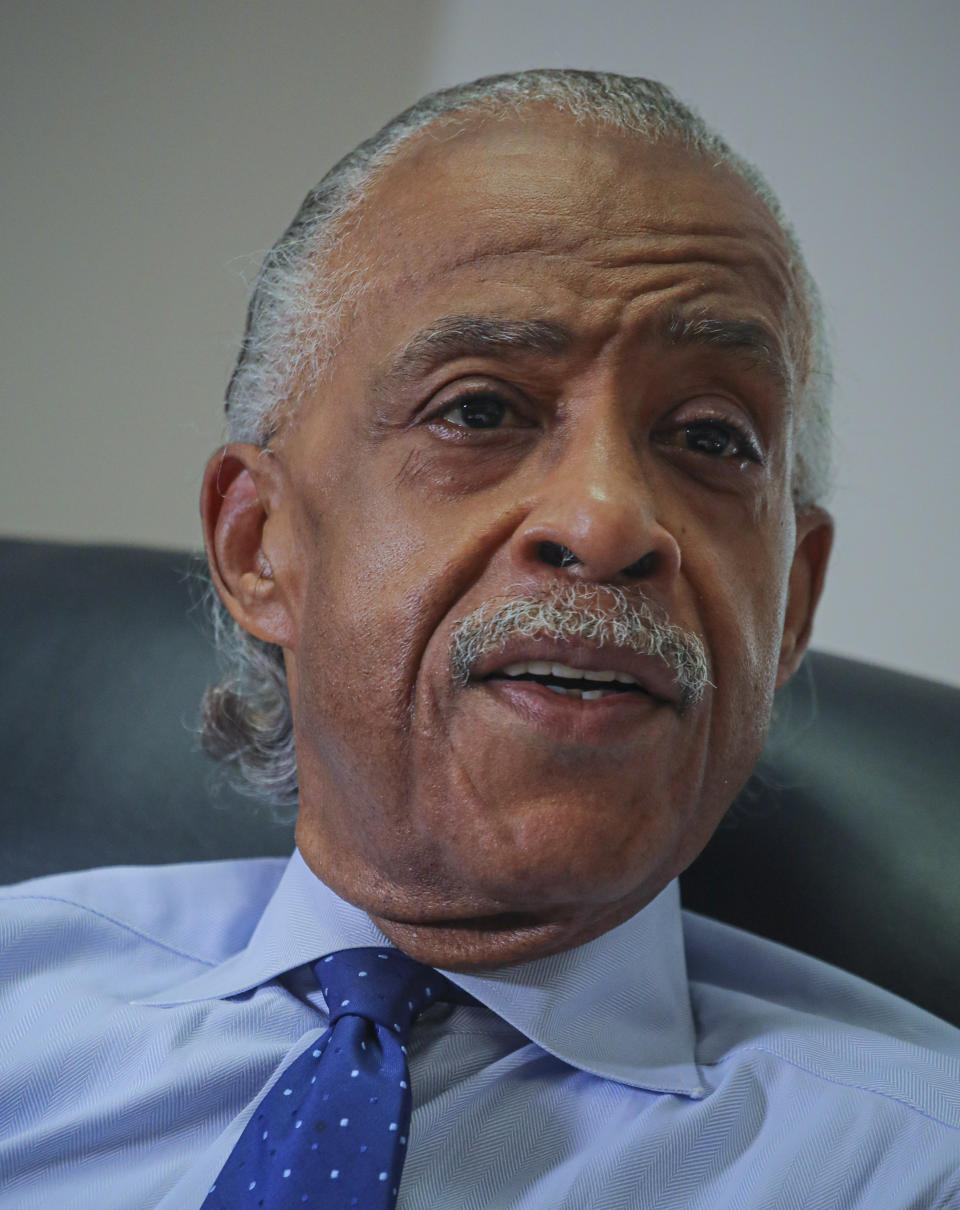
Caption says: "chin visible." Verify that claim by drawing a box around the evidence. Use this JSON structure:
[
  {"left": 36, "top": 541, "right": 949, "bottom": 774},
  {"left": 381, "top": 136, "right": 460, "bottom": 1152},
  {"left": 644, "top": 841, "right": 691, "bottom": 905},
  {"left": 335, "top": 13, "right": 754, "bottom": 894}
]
[
  {"left": 371, "top": 880, "right": 664, "bottom": 971},
  {"left": 422, "top": 784, "right": 687, "bottom": 896}
]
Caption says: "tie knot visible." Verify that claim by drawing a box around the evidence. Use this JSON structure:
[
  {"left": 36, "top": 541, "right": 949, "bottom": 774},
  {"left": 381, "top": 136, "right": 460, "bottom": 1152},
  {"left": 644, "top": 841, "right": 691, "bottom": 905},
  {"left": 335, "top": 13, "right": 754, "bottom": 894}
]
[{"left": 314, "top": 947, "right": 451, "bottom": 1038}]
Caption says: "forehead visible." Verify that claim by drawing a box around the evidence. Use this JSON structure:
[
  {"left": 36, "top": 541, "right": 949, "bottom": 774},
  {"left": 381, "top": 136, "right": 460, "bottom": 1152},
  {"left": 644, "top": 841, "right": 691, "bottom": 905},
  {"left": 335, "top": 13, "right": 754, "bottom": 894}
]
[{"left": 316, "top": 108, "right": 800, "bottom": 388}]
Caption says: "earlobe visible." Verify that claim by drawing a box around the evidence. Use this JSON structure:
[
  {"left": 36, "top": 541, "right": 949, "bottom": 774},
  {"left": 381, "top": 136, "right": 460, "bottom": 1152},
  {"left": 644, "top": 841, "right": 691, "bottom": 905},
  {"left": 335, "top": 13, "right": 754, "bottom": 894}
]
[
  {"left": 776, "top": 508, "right": 834, "bottom": 688},
  {"left": 200, "top": 444, "right": 295, "bottom": 647}
]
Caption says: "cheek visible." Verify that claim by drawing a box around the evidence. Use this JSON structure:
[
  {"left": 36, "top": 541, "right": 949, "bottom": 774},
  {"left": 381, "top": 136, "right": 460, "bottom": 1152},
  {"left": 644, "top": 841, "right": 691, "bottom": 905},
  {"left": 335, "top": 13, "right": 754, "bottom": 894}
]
[
  {"left": 287, "top": 474, "right": 478, "bottom": 795},
  {"left": 691, "top": 514, "right": 793, "bottom": 740}
]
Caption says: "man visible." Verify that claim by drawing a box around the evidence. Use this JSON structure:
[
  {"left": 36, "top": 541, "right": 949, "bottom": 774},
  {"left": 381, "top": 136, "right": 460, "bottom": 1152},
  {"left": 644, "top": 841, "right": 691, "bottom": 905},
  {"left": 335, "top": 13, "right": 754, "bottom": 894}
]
[{"left": 1, "top": 70, "right": 957, "bottom": 1209}]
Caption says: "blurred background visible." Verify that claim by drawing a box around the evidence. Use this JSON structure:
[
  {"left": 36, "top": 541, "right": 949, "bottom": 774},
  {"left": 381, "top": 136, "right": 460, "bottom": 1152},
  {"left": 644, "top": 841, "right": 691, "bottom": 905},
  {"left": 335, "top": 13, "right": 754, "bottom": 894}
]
[{"left": 2, "top": 0, "right": 957, "bottom": 685}]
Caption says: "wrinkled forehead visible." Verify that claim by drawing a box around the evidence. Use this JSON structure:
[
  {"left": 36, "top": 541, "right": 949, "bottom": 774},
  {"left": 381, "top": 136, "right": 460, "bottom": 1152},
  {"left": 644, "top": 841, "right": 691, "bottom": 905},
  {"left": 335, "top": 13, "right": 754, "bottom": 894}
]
[
  {"left": 279, "top": 108, "right": 808, "bottom": 431},
  {"left": 301, "top": 112, "right": 805, "bottom": 391},
  {"left": 342, "top": 109, "right": 797, "bottom": 308}
]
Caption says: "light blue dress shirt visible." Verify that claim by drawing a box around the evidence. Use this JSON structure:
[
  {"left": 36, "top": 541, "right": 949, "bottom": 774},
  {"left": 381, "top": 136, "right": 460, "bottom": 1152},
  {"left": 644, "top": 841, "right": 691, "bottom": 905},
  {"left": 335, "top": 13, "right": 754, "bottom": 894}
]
[{"left": 1, "top": 850, "right": 958, "bottom": 1209}]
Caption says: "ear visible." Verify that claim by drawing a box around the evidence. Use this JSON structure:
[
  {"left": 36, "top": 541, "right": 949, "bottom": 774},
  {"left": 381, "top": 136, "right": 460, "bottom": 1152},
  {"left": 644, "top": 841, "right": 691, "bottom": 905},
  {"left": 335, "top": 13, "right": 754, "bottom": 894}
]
[
  {"left": 775, "top": 507, "right": 834, "bottom": 688},
  {"left": 200, "top": 443, "right": 296, "bottom": 647}
]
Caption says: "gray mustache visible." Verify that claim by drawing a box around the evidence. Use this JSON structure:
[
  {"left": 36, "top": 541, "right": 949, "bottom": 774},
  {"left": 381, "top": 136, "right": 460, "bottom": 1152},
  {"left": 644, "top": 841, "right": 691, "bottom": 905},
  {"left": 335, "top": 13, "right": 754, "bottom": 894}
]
[{"left": 449, "top": 583, "right": 710, "bottom": 712}]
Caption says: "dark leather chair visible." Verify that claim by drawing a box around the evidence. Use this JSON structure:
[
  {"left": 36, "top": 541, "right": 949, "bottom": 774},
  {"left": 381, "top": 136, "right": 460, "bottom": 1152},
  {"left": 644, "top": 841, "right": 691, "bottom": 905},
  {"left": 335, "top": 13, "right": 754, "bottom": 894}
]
[{"left": 2, "top": 537, "right": 958, "bottom": 1027}]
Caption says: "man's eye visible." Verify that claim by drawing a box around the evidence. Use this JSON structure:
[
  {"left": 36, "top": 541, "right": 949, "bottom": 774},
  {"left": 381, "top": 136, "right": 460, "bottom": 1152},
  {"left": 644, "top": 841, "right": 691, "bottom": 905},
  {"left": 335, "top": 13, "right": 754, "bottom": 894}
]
[
  {"left": 678, "top": 420, "right": 760, "bottom": 461},
  {"left": 438, "top": 394, "right": 516, "bottom": 430}
]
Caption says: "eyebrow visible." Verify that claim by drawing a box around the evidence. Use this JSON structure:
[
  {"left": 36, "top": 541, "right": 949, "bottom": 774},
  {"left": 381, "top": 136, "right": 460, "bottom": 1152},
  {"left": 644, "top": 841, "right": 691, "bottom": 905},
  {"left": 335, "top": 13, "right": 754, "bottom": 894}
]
[
  {"left": 372, "top": 309, "right": 794, "bottom": 397},
  {"left": 373, "top": 315, "right": 573, "bottom": 395},
  {"left": 665, "top": 311, "right": 794, "bottom": 394}
]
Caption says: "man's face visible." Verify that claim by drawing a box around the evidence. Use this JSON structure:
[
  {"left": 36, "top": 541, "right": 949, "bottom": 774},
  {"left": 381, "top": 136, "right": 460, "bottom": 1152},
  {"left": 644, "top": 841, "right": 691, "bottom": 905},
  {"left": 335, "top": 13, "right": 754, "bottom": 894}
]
[{"left": 230, "top": 111, "right": 830, "bottom": 967}]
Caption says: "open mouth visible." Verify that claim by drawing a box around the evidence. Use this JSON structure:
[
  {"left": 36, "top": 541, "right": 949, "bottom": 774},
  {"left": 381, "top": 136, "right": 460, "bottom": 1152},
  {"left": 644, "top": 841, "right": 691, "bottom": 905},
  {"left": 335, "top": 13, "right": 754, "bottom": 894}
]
[{"left": 482, "top": 660, "right": 652, "bottom": 701}]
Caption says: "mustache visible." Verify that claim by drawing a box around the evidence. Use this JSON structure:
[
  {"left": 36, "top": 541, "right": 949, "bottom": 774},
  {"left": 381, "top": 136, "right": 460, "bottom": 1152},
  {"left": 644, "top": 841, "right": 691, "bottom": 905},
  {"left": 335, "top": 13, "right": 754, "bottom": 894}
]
[{"left": 449, "top": 583, "right": 711, "bottom": 712}]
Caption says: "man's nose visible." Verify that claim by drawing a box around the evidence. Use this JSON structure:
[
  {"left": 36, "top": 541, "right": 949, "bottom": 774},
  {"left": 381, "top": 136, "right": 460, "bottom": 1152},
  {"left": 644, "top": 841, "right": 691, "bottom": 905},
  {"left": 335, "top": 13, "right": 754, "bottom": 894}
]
[{"left": 513, "top": 419, "right": 681, "bottom": 589}]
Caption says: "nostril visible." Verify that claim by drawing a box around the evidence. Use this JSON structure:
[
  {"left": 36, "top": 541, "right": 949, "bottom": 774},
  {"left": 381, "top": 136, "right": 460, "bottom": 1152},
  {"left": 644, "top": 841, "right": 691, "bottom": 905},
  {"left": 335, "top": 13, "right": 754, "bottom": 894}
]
[
  {"left": 622, "top": 552, "right": 658, "bottom": 580},
  {"left": 538, "top": 541, "right": 581, "bottom": 569},
  {"left": 537, "top": 542, "right": 658, "bottom": 579}
]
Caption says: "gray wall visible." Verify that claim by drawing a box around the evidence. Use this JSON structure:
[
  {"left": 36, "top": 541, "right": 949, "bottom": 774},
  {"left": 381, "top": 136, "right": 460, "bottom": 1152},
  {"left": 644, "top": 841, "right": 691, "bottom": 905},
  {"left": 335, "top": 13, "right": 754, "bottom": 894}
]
[
  {"left": 3, "top": 1, "right": 957, "bottom": 687},
  {"left": 1, "top": 0, "right": 445, "bottom": 547}
]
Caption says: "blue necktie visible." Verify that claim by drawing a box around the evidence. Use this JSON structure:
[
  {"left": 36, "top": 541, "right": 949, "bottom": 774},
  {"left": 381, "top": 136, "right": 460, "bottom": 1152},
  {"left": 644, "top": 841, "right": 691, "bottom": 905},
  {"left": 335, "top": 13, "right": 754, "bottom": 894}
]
[{"left": 202, "top": 947, "right": 464, "bottom": 1210}]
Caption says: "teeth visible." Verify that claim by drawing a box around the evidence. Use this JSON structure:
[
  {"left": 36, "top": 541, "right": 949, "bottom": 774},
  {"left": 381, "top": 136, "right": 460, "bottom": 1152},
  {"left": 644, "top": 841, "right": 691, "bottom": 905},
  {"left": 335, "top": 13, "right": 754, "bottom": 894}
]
[
  {"left": 545, "top": 685, "right": 613, "bottom": 700},
  {"left": 499, "top": 660, "right": 635, "bottom": 684}
]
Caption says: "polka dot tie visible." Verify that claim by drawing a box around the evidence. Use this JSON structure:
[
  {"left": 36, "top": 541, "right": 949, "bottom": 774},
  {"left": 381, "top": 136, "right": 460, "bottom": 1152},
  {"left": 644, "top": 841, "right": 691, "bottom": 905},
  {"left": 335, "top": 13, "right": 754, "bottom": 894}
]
[{"left": 202, "top": 947, "right": 466, "bottom": 1210}]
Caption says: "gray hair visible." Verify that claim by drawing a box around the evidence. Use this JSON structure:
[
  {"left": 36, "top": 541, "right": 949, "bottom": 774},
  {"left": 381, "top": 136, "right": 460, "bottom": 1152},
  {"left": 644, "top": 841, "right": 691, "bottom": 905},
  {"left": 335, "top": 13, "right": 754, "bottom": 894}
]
[
  {"left": 449, "top": 583, "right": 711, "bottom": 713},
  {"left": 202, "top": 68, "right": 833, "bottom": 809}
]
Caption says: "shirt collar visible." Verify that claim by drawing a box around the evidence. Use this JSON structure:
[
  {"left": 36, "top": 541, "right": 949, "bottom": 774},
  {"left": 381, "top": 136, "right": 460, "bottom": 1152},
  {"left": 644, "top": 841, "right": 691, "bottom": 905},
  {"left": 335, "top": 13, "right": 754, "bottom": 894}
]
[{"left": 140, "top": 848, "right": 703, "bottom": 1098}]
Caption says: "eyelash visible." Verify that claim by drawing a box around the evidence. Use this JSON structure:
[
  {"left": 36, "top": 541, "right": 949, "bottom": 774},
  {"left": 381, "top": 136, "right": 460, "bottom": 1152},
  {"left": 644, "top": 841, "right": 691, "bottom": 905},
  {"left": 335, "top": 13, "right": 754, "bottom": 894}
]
[
  {"left": 428, "top": 388, "right": 762, "bottom": 464},
  {"left": 430, "top": 389, "right": 529, "bottom": 432},
  {"left": 668, "top": 418, "right": 763, "bottom": 463}
]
